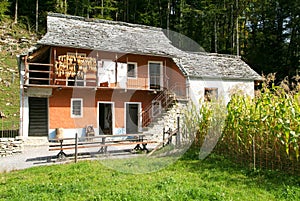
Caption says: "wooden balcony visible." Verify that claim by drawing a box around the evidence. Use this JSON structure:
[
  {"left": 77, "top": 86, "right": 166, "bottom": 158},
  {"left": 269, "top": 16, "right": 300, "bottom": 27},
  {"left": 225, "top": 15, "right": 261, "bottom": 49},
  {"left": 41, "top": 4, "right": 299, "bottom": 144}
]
[{"left": 24, "top": 62, "right": 163, "bottom": 91}]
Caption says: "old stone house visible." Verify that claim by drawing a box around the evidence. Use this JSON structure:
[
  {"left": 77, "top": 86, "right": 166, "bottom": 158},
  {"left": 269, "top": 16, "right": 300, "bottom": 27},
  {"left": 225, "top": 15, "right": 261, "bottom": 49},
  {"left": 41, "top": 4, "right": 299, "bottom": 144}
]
[{"left": 18, "top": 13, "right": 261, "bottom": 139}]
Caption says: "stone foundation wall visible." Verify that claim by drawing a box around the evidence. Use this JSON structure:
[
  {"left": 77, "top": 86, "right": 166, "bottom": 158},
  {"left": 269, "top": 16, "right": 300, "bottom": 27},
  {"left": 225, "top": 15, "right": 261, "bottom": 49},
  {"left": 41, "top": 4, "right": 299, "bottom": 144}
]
[{"left": 0, "top": 138, "right": 23, "bottom": 157}]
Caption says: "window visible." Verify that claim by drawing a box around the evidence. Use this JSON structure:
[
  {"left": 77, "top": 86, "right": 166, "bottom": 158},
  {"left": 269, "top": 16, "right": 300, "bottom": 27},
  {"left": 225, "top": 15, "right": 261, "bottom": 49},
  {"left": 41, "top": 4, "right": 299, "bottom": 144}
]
[
  {"left": 71, "top": 98, "right": 83, "bottom": 118},
  {"left": 204, "top": 88, "right": 218, "bottom": 102},
  {"left": 75, "top": 72, "right": 85, "bottom": 86},
  {"left": 152, "top": 100, "right": 161, "bottom": 117},
  {"left": 149, "top": 62, "right": 162, "bottom": 90},
  {"left": 127, "top": 62, "right": 137, "bottom": 78}
]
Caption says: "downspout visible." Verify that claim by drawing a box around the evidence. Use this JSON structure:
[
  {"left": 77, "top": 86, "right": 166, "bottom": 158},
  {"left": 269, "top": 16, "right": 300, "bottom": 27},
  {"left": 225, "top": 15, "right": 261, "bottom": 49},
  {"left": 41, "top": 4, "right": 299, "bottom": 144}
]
[
  {"left": 186, "top": 76, "right": 190, "bottom": 100},
  {"left": 164, "top": 59, "right": 169, "bottom": 89},
  {"left": 115, "top": 54, "right": 118, "bottom": 86}
]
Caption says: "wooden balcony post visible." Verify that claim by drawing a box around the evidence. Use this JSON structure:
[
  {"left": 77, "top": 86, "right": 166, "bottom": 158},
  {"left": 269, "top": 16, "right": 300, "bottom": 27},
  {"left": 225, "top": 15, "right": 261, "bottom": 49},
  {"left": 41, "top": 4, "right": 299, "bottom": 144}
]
[{"left": 24, "top": 56, "right": 29, "bottom": 85}]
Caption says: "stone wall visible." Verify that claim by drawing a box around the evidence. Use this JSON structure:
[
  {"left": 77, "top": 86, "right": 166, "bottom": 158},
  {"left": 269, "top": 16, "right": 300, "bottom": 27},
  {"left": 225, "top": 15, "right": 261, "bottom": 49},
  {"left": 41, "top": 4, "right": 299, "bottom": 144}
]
[{"left": 0, "top": 138, "right": 23, "bottom": 157}]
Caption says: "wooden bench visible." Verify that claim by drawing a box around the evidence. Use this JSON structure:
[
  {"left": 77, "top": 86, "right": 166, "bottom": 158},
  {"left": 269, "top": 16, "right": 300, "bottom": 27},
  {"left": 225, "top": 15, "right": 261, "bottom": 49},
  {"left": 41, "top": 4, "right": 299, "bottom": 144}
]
[{"left": 49, "top": 134, "right": 157, "bottom": 160}]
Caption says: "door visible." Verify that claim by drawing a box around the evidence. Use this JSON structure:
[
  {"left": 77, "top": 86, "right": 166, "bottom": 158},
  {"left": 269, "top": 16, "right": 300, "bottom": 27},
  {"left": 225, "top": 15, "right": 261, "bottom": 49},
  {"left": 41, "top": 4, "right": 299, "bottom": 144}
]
[
  {"left": 149, "top": 62, "right": 161, "bottom": 90},
  {"left": 28, "top": 97, "right": 48, "bottom": 136},
  {"left": 126, "top": 103, "right": 139, "bottom": 134},
  {"left": 98, "top": 103, "right": 113, "bottom": 134}
]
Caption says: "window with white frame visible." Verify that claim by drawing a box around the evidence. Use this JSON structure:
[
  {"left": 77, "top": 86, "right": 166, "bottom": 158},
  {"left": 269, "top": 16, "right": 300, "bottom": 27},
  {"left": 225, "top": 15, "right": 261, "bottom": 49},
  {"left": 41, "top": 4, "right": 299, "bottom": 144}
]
[
  {"left": 127, "top": 62, "right": 137, "bottom": 78},
  {"left": 71, "top": 98, "right": 83, "bottom": 118}
]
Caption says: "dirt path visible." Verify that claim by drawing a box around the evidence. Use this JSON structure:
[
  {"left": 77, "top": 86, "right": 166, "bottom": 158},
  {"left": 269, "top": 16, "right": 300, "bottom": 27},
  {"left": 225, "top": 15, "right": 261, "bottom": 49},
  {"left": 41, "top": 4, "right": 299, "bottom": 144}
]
[
  {"left": 0, "top": 145, "right": 55, "bottom": 173},
  {"left": 0, "top": 144, "right": 146, "bottom": 173}
]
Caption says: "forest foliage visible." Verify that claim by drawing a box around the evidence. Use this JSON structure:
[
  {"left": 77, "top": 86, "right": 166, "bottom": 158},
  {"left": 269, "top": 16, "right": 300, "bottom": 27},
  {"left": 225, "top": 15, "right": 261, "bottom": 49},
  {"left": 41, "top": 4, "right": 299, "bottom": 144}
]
[{"left": 0, "top": 0, "right": 299, "bottom": 80}]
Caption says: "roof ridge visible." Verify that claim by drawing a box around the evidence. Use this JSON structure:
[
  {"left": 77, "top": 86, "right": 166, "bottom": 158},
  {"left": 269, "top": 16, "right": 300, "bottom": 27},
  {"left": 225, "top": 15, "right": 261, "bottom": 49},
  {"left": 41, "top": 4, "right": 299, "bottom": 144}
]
[
  {"left": 185, "top": 51, "right": 241, "bottom": 59},
  {"left": 47, "top": 12, "right": 162, "bottom": 31},
  {"left": 208, "top": 52, "right": 241, "bottom": 59}
]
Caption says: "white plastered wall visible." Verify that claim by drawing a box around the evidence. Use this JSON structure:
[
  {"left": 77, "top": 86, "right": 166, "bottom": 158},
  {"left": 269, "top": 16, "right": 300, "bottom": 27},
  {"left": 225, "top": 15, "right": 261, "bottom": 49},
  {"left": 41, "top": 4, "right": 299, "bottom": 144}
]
[{"left": 188, "top": 78, "right": 255, "bottom": 106}]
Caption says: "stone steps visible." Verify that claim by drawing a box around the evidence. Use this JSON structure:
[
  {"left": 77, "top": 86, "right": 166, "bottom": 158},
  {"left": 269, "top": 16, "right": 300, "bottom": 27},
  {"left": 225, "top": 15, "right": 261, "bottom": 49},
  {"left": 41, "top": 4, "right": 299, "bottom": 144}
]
[
  {"left": 144, "top": 100, "right": 188, "bottom": 142},
  {"left": 22, "top": 137, "right": 49, "bottom": 146}
]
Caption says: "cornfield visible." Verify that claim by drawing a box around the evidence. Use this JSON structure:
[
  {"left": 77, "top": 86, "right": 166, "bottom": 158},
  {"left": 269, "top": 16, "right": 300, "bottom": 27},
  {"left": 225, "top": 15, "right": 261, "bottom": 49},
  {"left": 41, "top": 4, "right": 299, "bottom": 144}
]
[{"left": 185, "top": 74, "right": 300, "bottom": 174}]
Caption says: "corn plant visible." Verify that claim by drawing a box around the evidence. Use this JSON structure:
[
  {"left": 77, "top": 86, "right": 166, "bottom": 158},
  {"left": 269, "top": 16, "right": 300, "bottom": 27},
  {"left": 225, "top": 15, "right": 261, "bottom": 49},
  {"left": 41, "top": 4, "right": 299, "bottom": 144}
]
[{"left": 183, "top": 74, "right": 300, "bottom": 173}]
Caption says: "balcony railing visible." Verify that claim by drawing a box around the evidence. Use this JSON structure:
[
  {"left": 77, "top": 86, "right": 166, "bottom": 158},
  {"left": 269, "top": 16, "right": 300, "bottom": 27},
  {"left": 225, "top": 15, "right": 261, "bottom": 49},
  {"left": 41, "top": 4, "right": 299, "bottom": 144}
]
[
  {"left": 24, "top": 63, "right": 166, "bottom": 91},
  {"left": 141, "top": 83, "right": 188, "bottom": 127}
]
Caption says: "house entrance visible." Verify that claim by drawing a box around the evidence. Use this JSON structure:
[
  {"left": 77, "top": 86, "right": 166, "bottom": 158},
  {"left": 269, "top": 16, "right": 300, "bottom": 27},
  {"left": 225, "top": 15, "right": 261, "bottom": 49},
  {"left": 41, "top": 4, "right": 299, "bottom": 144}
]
[
  {"left": 28, "top": 97, "right": 48, "bottom": 136},
  {"left": 126, "top": 103, "right": 140, "bottom": 134},
  {"left": 98, "top": 103, "right": 113, "bottom": 134}
]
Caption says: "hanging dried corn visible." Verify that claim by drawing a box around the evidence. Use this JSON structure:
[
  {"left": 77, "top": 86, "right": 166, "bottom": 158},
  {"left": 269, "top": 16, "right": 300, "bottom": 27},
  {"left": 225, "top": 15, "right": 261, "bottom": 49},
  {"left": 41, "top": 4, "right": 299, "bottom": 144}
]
[{"left": 55, "top": 54, "right": 97, "bottom": 78}]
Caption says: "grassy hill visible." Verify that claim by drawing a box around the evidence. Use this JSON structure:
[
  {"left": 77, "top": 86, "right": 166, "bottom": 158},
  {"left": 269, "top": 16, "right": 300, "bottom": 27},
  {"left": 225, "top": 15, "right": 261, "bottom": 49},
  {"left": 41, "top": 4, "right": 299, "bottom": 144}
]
[{"left": 0, "top": 18, "right": 37, "bottom": 131}]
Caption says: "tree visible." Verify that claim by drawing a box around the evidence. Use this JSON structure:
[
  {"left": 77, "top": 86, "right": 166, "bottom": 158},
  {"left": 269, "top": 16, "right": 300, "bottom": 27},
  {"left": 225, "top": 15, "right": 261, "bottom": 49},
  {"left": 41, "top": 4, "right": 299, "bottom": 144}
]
[
  {"left": 14, "top": 0, "right": 17, "bottom": 23},
  {"left": 0, "top": 0, "right": 9, "bottom": 19},
  {"left": 54, "top": 0, "right": 67, "bottom": 14},
  {"left": 0, "top": 0, "right": 298, "bottom": 80},
  {"left": 36, "top": 0, "right": 38, "bottom": 32}
]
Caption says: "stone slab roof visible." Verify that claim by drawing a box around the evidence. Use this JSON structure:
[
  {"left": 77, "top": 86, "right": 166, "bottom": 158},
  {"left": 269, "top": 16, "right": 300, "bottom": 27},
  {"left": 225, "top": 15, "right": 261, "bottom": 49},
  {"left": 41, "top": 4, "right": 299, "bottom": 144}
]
[
  {"left": 37, "top": 13, "right": 261, "bottom": 81},
  {"left": 172, "top": 52, "right": 261, "bottom": 80}
]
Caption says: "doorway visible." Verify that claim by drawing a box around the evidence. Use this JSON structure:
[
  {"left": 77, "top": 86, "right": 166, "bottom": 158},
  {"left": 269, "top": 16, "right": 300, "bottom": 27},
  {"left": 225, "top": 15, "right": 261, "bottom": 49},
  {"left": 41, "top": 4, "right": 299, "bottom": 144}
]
[
  {"left": 126, "top": 103, "right": 140, "bottom": 134},
  {"left": 28, "top": 97, "right": 48, "bottom": 136},
  {"left": 98, "top": 102, "right": 113, "bottom": 134}
]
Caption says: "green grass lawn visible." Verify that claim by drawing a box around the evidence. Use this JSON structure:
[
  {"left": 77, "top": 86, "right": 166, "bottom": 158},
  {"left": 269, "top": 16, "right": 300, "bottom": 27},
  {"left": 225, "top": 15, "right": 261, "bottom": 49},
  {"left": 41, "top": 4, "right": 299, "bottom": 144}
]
[{"left": 0, "top": 153, "right": 299, "bottom": 201}]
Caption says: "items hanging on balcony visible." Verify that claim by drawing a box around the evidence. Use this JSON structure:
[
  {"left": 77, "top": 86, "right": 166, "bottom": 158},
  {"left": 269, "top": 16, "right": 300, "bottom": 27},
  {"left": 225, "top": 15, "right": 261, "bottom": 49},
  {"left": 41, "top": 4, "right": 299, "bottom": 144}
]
[{"left": 55, "top": 55, "right": 97, "bottom": 78}]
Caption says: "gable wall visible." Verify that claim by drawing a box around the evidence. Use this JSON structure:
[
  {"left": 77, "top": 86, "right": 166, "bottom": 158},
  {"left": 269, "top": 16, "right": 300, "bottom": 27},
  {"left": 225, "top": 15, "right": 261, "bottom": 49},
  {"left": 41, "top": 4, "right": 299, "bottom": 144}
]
[{"left": 189, "top": 79, "right": 255, "bottom": 105}]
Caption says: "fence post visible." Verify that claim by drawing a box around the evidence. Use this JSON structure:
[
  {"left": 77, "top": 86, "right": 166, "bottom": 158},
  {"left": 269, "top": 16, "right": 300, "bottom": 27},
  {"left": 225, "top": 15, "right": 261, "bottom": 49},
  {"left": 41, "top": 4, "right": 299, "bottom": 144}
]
[
  {"left": 1, "top": 118, "right": 3, "bottom": 138},
  {"left": 252, "top": 136, "right": 256, "bottom": 171},
  {"left": 162, "top": 127, "right": 165, "bottom": 147},
  {"left": 75, "top": 133, "right": 78, "bottom": 163},
  {"left": 12, "top": 73, "right": 15, "bottom": 83},
  {"left": 176, "top": 116, "right": 180, "bottom": 146}
]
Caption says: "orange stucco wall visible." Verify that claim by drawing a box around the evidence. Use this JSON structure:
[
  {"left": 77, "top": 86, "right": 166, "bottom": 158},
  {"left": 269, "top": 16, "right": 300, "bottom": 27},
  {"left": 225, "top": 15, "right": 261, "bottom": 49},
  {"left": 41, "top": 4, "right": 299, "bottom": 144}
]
[
  {"left": 49, "top": 88, "right": 156, "bottom": 129},
  {"left": 49, "top": 47, "right": 186, "bottom": 130}
]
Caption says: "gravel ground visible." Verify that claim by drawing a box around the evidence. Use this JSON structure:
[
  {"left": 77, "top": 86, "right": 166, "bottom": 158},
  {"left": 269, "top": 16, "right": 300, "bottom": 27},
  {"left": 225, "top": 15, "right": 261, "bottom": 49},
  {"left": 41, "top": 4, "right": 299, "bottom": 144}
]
[
  {"left": 0, "top": 145, "right": 56, "bottom": 173},
  {"left": 0, "top": 144, "right": 156, "bottom": 173}
]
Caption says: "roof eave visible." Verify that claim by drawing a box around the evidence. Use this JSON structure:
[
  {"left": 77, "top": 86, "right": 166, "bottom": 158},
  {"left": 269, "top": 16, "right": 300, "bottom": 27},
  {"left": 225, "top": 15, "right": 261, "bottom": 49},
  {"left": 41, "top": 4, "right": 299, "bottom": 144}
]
[{"left": 36, "top": 42, "right": 174, "bottom": 58}]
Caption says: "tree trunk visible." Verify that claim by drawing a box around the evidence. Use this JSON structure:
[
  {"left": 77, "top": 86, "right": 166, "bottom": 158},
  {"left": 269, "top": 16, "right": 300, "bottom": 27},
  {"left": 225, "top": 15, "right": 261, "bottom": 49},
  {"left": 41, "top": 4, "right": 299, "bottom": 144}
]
[
  {"left": 214, "top": 17, "right": 218, "bottom": 53},
  {"left": 167, "top": 0, "right": 170, "bottom": 37},
  {"left": 36, "top": 0, "right": 38, "bottom": 33},
  {"left": 101, "top": 0, "right": 104, "bottom": 17},
  {"left": 64, "top": 0, "right": 67, "bottom": 14},
  {"left": 231, "top": 4, "right": 235, "bottom": 54},
  {"left": 87, "top": 0, "right": 90, "bottom": 18},
  {"left": 14, "top": 0, "right": 18, "bottom": 23},
  {"left": 74, "top": 0, "right": 78, "bottom": 15},
  {"left": 236, "top": 0, "right": 239, "bottom": 56}
]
